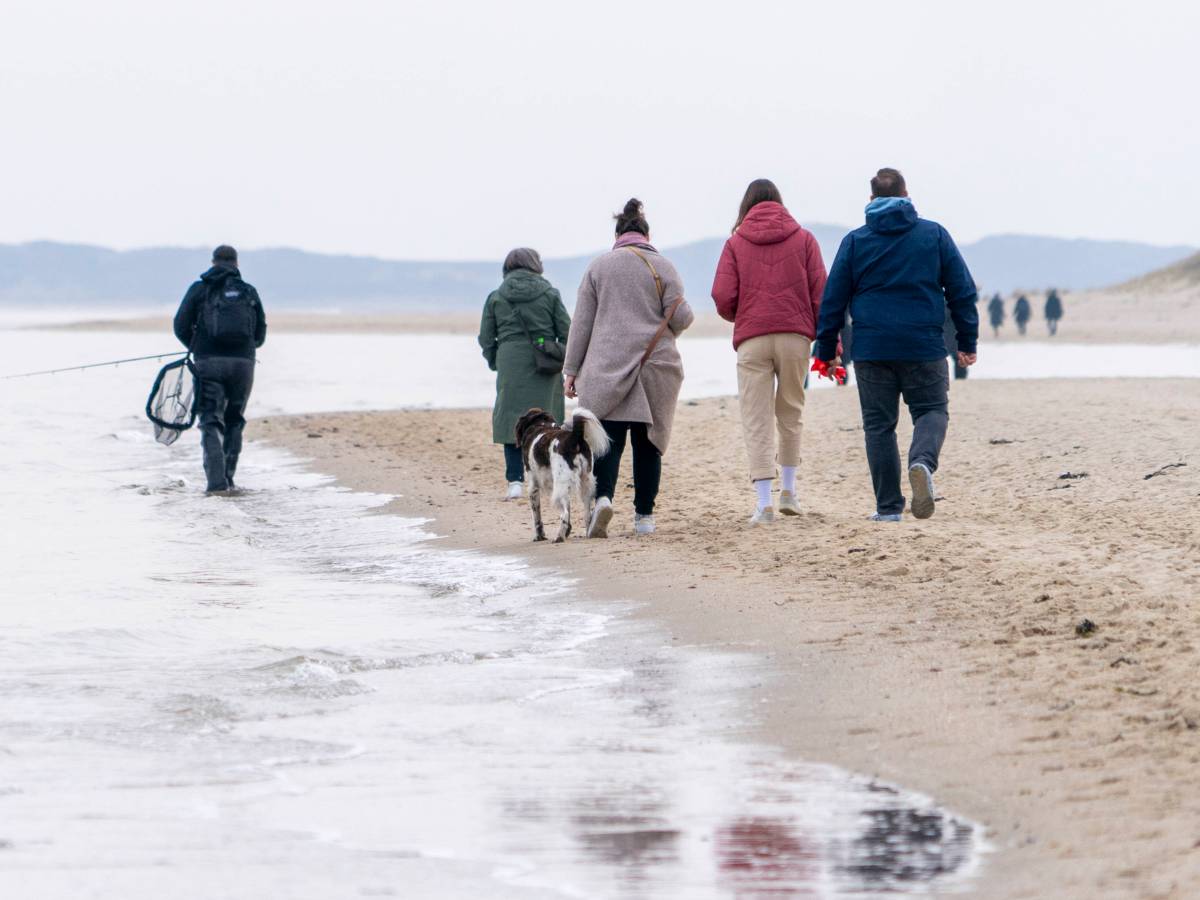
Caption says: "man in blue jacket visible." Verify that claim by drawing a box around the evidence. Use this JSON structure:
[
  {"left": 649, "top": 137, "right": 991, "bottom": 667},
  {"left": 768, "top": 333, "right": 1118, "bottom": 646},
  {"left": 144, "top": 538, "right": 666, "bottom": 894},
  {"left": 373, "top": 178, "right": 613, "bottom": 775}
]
[{"left": 815, "top": 168, "right": 978, "bottom": 521}]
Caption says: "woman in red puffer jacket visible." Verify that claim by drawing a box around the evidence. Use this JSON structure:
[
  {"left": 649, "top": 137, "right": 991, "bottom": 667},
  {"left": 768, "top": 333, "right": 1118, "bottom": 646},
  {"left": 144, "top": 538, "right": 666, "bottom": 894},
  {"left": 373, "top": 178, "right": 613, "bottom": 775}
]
[{"left": 711, "top": 178, "right": 827, "bottom": 525}]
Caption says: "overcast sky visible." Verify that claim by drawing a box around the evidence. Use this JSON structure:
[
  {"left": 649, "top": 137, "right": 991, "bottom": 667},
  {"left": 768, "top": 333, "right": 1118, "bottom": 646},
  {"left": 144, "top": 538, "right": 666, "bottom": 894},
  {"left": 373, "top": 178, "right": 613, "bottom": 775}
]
[{"left": 3, "top": 1, "right": 1197, "bottom": 260}]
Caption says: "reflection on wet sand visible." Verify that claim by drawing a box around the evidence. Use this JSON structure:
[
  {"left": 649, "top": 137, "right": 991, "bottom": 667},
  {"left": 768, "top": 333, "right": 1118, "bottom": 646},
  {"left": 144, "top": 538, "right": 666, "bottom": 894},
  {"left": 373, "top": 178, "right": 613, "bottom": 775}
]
[{"left": 717, "top": 816, "right": 818, "bottom": 896}]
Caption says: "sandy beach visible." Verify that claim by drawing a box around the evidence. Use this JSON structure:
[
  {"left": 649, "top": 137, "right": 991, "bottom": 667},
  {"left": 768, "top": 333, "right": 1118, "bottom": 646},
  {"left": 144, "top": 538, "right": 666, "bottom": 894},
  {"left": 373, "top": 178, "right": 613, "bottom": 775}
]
[
  {"left": 34, "top": 282, "right": 1200, "bottom": 346},
  {"left": 257, "top": 377, "right": 1199, "bottom": 899}
]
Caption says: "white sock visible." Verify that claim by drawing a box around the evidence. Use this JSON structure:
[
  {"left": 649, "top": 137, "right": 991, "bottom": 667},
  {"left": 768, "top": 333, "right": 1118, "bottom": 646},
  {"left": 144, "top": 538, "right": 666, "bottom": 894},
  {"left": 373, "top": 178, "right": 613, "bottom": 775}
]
[
  {"left": 754, "top": 479, "right": 773, "bottom": 511},
  {"left": 780, "top": 466, "right": 797, "bottom": 494}
]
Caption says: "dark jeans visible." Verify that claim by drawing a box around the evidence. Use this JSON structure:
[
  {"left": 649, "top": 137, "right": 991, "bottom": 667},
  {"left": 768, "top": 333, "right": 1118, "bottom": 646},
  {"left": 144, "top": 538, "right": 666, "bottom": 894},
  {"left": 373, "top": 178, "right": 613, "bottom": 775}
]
[
  {"left": 503, "top": 443, "right": 524, "bottom": 483},
  {"left": 194, "top": 356, "right": 255, "bottom": 491},
  {"left": 593, "top": 420, "right": 661, "bottom": 516},
  {"left": 855, "top": 360, "right": 949, "bottom": 516}
]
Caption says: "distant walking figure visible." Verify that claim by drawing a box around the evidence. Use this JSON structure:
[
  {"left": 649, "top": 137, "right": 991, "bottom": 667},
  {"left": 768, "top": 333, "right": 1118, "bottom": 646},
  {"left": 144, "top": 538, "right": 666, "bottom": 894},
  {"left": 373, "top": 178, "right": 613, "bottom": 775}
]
[
  {"left": 173, "top": 245, "right": 267, "bottom": 493},
  {"left": 711, "top": 178, "right": 827, "bottom": 524},
  {"left": 1044, "top": 289, "right": 1064, "bottom": 335},
  {"left": 1014, "top": 294, "right": 1032, "bottom": 335},
  {"left": 987, "top": 293, "right": 1005, "bottom": 337},
  {"left": 564, "top": 199, "right": 695, "bottom": 538},
  {"left": 815, "top": 168, "right": 979, "bottom": 522},
  {"left": 478, "top": 248, "right": 571, "bottom": 500}
]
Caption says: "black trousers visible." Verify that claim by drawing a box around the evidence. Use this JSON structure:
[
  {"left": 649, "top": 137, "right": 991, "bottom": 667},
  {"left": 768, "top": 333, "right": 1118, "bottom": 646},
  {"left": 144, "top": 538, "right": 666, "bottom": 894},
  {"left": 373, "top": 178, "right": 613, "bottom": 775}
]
[
  {"left": 593, "top": 420, "right": 661, "bottom": 516},
  {"left": 194, "top": 356, "right": 255, "bottom": 491},
  {"left": 503, "top": 443, "right": 524, "bottom": 483},
  {"left": 855, "top": 360, "right": 949, "bottom": 516}
]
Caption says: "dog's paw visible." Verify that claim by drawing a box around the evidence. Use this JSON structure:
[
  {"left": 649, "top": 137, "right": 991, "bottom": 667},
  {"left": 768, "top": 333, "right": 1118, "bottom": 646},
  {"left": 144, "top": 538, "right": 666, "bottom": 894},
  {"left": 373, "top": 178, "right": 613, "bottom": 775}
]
[
  {"left": 553, "top": 535, "right": 566, "bottom": 544},
  {"left": 533, "top": 533, "right": 547, "bottom": 543}
]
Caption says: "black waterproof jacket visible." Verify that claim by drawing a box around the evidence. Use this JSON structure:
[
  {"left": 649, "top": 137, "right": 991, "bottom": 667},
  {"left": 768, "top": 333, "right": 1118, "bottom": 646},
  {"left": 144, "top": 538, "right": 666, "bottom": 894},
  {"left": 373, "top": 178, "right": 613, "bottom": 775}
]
[{"left": 173, "top": 265, "right": 267, "bottom": 359}]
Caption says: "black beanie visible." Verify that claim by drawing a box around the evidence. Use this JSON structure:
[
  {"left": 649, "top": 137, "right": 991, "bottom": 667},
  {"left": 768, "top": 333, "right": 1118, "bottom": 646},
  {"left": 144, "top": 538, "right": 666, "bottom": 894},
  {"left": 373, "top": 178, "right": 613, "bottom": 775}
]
[{"left": 212, "top": 245, "right": 238, "bottom": 265}]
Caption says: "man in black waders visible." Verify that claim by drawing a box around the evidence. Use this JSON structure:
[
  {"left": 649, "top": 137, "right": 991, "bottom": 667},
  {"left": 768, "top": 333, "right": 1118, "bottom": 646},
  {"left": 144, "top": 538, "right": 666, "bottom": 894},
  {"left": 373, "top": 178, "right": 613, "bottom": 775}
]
[{"left": 173, "top": 245, "right": 267, "bottom": 493}]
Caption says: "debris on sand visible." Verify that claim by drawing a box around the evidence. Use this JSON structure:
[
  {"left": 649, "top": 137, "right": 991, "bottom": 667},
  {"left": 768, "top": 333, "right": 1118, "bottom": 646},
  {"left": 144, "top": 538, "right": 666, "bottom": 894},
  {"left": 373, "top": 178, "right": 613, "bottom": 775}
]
[
  {"left": 1075, "top": 619, "right": 1097, "bottom": 637},
  {"left": 989, "top": 438, "right": 1016, "bottom": 445},
  {"left": 1059, "top": 471, "right": 1089, "bottom": 480},
  {"left": 1144, "top": 462, "right": 1187, "bottom": 480}
]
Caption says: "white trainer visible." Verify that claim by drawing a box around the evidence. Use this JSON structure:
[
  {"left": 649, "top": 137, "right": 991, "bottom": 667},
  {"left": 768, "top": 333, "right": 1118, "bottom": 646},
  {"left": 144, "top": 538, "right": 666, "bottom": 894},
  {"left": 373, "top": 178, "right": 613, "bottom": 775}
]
[
  {"left": 504, "top": 482, "right": 524, "bottom": 501},
  {"left": 633, "top": 514, "right": 656, "bottom": 535},
  {"left": 777, "top": 491, "right": 801, "bottom": 516},
  {"left": 749, "top": 506, "right": 776, "bottom": 526},
  {"left": 588, "top": 497, "right": 613, "bottom": 538}
]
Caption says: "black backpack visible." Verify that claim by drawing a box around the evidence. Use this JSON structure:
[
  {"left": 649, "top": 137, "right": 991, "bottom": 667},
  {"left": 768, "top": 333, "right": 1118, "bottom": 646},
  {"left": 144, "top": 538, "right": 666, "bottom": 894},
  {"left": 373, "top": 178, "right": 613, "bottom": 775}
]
[{"left": 201, "top": 278, "right": 257, "bottom": 346}]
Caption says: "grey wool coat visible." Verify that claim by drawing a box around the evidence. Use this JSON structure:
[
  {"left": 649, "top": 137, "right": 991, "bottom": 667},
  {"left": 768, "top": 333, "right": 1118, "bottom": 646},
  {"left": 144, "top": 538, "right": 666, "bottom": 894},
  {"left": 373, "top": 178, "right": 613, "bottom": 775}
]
[{"left": 564, "top": 240, "right": 694, "bottom": 453}]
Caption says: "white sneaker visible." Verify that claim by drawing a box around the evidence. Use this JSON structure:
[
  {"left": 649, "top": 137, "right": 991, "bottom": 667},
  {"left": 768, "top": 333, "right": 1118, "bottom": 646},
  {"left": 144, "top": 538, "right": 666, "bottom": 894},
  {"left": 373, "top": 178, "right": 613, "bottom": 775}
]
[
  {"left": 777, "top": 491, "right": 800, "bottom": 516},
  {"left": 633, "top": 514, "right": 656, "bottom": 535},
  {"left": 504, "top": 482, "right": 523, "bottom": 501},
  {"left": 908, "top": 463, "right": 936, "bottom": 520},
  {"left": 587, "top": 497, "right": 613, "bottom": 538},
  {"left": 749, "top": 506, "right": 776, "bottom": 526}
]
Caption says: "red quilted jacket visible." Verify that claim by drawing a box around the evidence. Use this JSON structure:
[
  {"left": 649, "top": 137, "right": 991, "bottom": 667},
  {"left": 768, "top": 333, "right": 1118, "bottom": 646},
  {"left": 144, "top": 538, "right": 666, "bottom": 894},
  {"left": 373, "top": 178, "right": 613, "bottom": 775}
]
[{"left": 711, "top": 201, "right": 828, "bottom": 349}]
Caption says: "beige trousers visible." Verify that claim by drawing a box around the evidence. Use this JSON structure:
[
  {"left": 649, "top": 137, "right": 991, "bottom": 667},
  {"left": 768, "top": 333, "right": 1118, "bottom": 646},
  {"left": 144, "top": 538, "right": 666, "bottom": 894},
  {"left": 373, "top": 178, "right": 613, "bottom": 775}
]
[{"left": 736, "top": 333, "right": 811, "bottom": 482}]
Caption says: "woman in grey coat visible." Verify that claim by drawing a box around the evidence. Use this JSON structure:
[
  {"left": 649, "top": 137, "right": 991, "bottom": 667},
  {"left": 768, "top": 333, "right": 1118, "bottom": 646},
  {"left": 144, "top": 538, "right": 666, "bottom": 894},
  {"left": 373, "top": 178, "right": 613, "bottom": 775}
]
[
  {"left": 563, "top": 199, "right": 694, "bottom": 537},
  {"left": 479, "top": 248, "right": 571, "bottom": 500}
]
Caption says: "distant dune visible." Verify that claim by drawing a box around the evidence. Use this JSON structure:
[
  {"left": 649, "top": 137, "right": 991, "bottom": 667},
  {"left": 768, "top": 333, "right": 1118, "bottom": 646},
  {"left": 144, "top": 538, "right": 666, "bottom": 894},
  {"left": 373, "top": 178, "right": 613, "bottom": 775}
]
[{"left": 1117, "top": 248, "right": 1200, "bottom": 292}]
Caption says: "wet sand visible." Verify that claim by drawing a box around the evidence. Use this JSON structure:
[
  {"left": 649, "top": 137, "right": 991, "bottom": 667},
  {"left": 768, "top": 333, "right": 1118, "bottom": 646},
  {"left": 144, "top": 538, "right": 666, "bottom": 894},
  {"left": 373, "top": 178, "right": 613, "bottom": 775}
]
[{"left": 257, "top": 378, "right": 1200, "bottom": 899}]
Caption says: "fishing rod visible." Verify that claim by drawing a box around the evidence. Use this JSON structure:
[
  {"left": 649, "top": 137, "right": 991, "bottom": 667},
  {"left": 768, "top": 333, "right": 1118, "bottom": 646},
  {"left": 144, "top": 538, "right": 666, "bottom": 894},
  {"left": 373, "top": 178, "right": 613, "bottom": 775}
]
[{"left": 1, "top": 351, "right": 188, "bottom": 380}]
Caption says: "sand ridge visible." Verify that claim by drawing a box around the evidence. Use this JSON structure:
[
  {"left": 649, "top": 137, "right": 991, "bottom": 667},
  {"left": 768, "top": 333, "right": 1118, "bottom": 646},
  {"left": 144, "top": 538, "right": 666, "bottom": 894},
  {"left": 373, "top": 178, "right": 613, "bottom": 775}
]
[{"left": 256, "top": 378, "right": 1199, "bottom": 899}]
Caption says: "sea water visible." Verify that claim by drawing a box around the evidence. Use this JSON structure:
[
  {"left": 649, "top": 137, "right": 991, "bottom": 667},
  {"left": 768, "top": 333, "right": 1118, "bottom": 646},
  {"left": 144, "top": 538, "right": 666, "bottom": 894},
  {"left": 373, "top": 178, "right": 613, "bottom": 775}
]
[{"left": 0, "top": 328, "right": 991, "bottom": 898}]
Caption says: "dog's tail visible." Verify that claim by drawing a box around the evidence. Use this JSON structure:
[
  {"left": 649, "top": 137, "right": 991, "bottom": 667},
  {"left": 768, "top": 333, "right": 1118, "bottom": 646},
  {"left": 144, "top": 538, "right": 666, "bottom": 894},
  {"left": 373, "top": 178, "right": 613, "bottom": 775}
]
[{"left": 569, "top": 408, "right": 610, "bottom": 458}]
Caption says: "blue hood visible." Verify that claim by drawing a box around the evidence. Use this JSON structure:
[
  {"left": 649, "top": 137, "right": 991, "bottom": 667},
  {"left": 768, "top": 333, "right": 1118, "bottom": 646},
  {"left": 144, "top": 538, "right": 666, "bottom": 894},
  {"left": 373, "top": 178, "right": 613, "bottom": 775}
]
[{"left": 865, "top": 197, "right": 919, "bottom": 235}]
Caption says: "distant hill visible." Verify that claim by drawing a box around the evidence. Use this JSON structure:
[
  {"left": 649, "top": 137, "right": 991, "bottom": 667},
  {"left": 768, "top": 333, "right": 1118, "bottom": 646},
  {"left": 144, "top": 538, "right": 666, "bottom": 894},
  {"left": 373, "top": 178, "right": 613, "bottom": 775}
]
[{"left": 1, "top": 229, "right": 1193, "bottom": 311}]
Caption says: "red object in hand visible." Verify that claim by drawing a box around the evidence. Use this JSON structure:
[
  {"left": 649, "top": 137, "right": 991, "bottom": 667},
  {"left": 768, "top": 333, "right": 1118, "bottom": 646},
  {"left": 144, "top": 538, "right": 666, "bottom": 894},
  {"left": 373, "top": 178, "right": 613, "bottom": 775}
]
[{"left": 810, "top": 359, "right": 847, "bottom": 385}]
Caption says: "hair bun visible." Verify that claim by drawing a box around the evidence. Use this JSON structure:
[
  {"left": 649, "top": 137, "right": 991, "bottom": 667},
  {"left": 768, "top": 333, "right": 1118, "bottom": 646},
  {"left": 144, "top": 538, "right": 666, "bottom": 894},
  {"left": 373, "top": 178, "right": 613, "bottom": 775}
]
[{"left": 613, "top": 197, "right": 650, "bottom": 238}]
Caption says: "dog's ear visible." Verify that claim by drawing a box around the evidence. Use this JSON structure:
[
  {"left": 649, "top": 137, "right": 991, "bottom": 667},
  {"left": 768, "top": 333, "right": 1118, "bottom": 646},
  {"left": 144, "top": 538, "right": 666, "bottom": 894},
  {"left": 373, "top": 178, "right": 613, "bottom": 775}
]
[{"left": 514, "top": 408, "right": 546, "bottom": 445}]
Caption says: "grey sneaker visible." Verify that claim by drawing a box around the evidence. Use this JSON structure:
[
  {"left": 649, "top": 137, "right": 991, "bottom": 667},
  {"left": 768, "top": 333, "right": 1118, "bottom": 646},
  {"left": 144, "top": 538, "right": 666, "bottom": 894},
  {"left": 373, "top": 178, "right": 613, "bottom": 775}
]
[
  {"left": 633, "top": 514, "right": 656, "bottom": 535},
  {"left": 749, "top": 506, "right": 776, "bottom": 526},
  {"left": 777, "top": 491, "right": 800, "bottom": 516},
  {"left": 908, "top": 463, "right": 936, "bottom": 519},
  {"left": 587, "top": 497, "right": 613, "bottom": 538},
  {"left": 869, "top": 512, "right": 903, "bottom": 522},
  {"left": 504, "top": 482, "right": 524, "bottom": 501}
]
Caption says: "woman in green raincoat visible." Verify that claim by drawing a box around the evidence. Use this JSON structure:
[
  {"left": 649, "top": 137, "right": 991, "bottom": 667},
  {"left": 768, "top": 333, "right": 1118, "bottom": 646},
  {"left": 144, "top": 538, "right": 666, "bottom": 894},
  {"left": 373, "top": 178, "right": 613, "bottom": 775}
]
[{"left": 478, "top": 248, "right": 571, "bottom": 500}]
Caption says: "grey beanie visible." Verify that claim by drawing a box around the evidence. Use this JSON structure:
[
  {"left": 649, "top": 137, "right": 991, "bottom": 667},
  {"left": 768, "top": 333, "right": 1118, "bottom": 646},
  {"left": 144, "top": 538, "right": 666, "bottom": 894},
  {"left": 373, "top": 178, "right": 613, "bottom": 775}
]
[
  {"left": 502, "top": 247, "right": 543, "bottom": 276},
  {"left": 212, "top": 244, "right": 238, "bottom": 265}
]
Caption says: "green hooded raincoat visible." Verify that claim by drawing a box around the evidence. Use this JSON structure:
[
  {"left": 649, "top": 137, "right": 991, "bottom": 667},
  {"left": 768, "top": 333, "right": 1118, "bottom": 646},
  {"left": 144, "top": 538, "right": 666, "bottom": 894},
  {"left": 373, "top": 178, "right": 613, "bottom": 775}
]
[{"left": 478, "top": 269, "right": 571, "bottom": 444}]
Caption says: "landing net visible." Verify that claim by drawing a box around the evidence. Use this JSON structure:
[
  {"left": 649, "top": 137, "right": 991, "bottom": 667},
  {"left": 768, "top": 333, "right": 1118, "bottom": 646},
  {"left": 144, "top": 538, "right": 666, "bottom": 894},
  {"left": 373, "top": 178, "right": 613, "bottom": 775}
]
[{"left": 145, "top": 356, "right": 197, "bottom": 446}]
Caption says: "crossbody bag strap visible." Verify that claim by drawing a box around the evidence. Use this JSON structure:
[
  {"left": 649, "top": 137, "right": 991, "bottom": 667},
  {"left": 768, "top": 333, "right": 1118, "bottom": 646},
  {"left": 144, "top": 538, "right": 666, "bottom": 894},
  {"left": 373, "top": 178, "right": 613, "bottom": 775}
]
[
  {"left": 497, "top": 296, "right": 539, "bottom": 344},
  {"left": 627, "top": 247, "right": 684, "bottom": 369}
]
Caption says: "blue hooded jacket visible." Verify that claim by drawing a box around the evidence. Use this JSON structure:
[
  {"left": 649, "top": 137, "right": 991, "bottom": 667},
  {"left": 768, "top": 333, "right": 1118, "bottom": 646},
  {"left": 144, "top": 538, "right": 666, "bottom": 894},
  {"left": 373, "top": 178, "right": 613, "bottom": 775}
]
[{"left": 815, "top": 198, "right": 978, "bottom": 362}]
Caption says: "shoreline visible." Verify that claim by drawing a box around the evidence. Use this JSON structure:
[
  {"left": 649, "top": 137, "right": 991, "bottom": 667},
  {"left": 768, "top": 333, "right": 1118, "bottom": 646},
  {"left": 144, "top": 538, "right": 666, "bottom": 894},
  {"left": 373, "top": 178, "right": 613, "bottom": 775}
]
[
  {"left": 255, "top": 378, "right": 1200, "bottom": 899},
  {"left": 26, "top": 291, "right": 1200, "bottom": 346}
]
